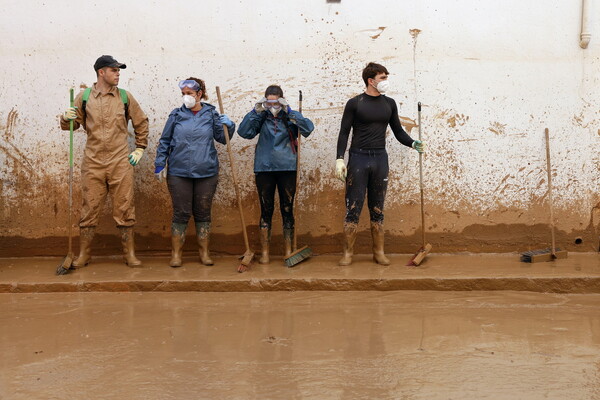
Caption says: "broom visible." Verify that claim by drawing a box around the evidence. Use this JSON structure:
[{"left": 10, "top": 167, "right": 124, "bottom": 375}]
[
  {"left": 407, "top": 102, "right": 432, "bottom": 266},
  {"left": 521, "top": 128, "right": 568, "bottom": 263},
  {"left": 56, "top": 88, "right": 75, "bottom": 275},
  {"left": 284, "top": 90, "right": 313, "bottom": 267},
  {"left": 215, "top": 87, "right": 255, "bottom": 272}
]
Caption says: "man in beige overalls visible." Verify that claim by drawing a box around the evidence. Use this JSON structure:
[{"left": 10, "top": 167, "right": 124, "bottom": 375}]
[{"left": 60, "top": 55, "right": 149, "bottom": 268}]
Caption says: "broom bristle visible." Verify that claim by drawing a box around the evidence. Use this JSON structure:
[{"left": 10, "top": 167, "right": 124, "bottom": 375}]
[
  {"left": 284, "top": 246, "right": 312, "bottom": 268},
  {"left": 520, "top": 248, "right": 562, "bottom": 262}
]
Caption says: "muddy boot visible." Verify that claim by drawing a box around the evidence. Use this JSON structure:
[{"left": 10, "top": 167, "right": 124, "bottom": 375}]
[
  {"left": 259, "top": 227, "right": 271, "bottom": 264},
  {"left": 371, "top": 221, "right": 390, "bottom": 265},
  {"left": 339, "top": 223, "right": 357, "bottom": 266},
  {"left": 195, "top": 222, "right": 214, "bottom": 266},
  {"left": 119, "top": 226, "right": 142, "bottom": 267},
  {"left": 283, "top": 228, "right": 294, "bottom": 258},
  {"left": 72, "top": 227, "right": 95, "bottom": 268},
  {"left": 170, "top": 222, "right": 187, "bottom": 268}
]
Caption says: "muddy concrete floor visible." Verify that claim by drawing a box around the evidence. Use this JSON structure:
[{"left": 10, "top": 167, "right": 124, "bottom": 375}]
[{"left": 1, "top": 291, "right": 599, "bottom": 399}]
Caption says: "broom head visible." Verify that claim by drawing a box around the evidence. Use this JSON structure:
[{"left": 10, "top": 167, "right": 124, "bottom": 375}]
[
  {"left": 237, "top": 250, "right": 255, "bottom": 273},
  {"left": 55, "top": 253, "right": 74, "bottom": 275},
  {"left": 406, "top": 243, "right": 432, "bottom": 266},
  {"left": 284, "top": 245, "right": 313, "bottom": 268},
  {"left": 521, "top": 248, "right": 568, "bottom": 263}
]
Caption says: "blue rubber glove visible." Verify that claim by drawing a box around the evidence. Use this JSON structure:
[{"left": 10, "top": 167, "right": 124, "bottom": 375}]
[
  {"left": 154, "top": 166, "right": 167, "bottom": 182},
  {"left": 219, "top": 114, "right": 234, "bottom": 129},
  {"left": 412, "top": 140, "right": 425, "bottom": 153}
]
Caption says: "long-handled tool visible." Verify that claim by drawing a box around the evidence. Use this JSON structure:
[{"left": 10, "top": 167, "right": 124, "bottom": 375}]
[
  {"left": 521, "top": 128, "right": 568, "bottom": 262},
  {"left": 215, "top": 86, "right": 254, "bottom": 272},
  {"left": 284, "top": 90, "right": 313, "bottom": 267},
  {"left": 407, "top": 102, "right": 432, "bottom": 266},
  {"left": 56, "top": 88, "right": 75, "bottom": 275}
]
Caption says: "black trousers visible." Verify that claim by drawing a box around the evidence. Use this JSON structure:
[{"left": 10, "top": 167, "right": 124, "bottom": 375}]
[
  {"left": 255, "top": 171, "right": 297, "bottom": 230},
  {"left": 167, "top": 174, "right": 219, "bottom": 224},
  {"left": 344, "top": 148, "right": 388, "bottom": 224}
]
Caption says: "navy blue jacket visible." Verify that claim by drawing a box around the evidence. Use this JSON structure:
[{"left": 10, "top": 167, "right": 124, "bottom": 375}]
[
  {"left": 155, "top": 103, "right": 235, "bottom": 178},
  {"left": 238, "top": 109, "right": 314, "bottom": 172}
]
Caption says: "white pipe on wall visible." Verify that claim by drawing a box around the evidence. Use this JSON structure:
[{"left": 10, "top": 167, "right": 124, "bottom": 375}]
[{"left": 580, "top": 0, "right": 591, "bottom": 49}]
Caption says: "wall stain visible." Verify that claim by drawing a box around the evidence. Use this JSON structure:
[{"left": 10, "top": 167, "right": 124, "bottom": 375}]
[{"left": 488, "top": 121, "right": 506, "bottom": 135}]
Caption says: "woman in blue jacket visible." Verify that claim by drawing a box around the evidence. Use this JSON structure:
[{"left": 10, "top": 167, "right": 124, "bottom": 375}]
[
  {"left": 155, "top": 78, "right": 235, "bottom": 268},
  {"left": 238, "top": 85, "right": 314, "bottom": 264}
]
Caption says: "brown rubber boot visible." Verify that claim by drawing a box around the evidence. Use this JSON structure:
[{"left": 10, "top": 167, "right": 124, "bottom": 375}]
[
  {"left": 283, "top": 228, "right": 294, "bottom": 258},
  {"left": 338, "top": 223, "right": 357, "bottom": 266},
  {"left": 119, "top": 226, "right": 142, "bottom": 267},
  {"left": 259, "top": 227, "right": 271, "bottom": 264},
  {"left": 195, "top": 222, "right": 214, "bottom": 266},
  {"left": 72, "top": 227, "right": 95, "bottom": 268},
  {"left": 170, "top": 222, "right": 187, "bottom": 268},
  {"left": 371, "top": 221, "right": 391, "bottom": 265}
]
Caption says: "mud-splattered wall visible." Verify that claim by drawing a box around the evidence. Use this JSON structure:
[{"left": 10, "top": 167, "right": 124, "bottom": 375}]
[{"left": 1, "top": 0, "right": 600, "bottom": 256}]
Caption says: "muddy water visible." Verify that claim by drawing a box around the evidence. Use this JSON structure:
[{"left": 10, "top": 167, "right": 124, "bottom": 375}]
[{"left": 1, "top": 291, "right": 599, "bottom": 399}]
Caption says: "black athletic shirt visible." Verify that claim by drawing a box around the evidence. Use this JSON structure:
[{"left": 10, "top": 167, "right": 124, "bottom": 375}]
[{"left": 336, "top": 93, "right": 414, "bottom": 159}]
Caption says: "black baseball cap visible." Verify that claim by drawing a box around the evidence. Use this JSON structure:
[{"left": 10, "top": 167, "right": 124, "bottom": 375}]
[{"left": 93, "top": 55, "right": 127, "bottom": 71}]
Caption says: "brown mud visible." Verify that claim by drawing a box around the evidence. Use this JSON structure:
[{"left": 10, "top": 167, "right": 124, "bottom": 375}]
[
  {"left": 1, "top": 253, "right": 599, "bottom": 294},
  {"left": 1, "top": 291, "right": 599, "bottom": 399},
  {"left": 1, "top": 221, "right": 597, "bottom": 257}
]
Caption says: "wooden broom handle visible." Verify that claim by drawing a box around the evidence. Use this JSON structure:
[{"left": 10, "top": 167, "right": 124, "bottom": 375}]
[
  {"left": 418, "top": 102, "right": 426, "bottom": 248},
  {"left": 293, "top": 90, "right": 303, "bottom": 251},
  {"left": 215, "top": 87, "right": 250, "bottom": 252},
  {"left": 545, "top": 128, "right": 556, "bottom": 255}
]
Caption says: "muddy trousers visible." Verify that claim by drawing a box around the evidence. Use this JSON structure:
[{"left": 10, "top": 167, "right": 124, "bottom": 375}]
[
  {"left": 344, "top": 148, "right": 388, "bottom": 225},
  {"left": 79, "top": 157, "right": 135, "bottom": 227},
  {"left": 167, "top": 174, "right": 218, "bottom": 224},
  {"left": 256, "top": 171, "right": 296, "bottom": 261},
  {"left": 167, "top": 175, "right": 218, "bottom": 267},
  {"left": 340, "top": 148, "right": 390, "bottom": 266},
  {"left": 255, "top": 171, "right": 296, "bottom": 230}
]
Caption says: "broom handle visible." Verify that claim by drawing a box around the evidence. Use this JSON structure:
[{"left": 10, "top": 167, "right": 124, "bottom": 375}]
[
  {"left": 215, "top": 87, "right": 250, "bottom": 252},
  {"left": 68, "top": 88, "right": 74, "bottom": 254},
  {"left": 418, "top": 102, "right": 425, "bottom": 248},
  {"left": 545, "top": 128, "right": 556, "bottom": 255},
  {"left": 293, "top": 90, "right": 303, "bottom": 251}
]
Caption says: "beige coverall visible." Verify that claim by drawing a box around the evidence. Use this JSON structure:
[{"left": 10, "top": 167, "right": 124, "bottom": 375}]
[{"left": 60, "top": 84, "right": 149, "bottom": 227}]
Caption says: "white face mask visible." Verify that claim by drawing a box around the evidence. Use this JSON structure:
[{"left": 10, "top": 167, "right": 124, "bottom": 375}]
[
  {"left": 183, "top": 94, "right": 197, "bottom": 109},
  {"left": 374, "top": 79, "right": 389, "bottom": 94},
  {"left": 270, "top": 106, "right": 281, "bottom": 116}
]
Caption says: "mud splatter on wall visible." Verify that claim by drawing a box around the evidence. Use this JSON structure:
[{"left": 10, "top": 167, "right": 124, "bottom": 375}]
[{"left": 1, "top": 0, "right": 599, "bottom": 256}]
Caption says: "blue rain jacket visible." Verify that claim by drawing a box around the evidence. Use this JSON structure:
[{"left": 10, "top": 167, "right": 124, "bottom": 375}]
[
  {"left": 155, "top": 103, "right": 235, "bottom": 178},
  {"left": 238, "top": 109, "right": 314, "bottom": 172}
]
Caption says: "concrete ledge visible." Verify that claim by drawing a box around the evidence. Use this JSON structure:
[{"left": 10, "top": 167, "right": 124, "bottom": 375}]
[{"left": 1, "top": 253, "right": 599, "bottom": 294}]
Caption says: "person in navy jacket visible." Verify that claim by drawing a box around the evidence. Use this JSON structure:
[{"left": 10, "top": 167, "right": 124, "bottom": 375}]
[
  {"left": 155, "top": 77, "right": 235, "bottom": 268},
  {"left": 238, "top": 85, "right": 314, "bottom": 264}
]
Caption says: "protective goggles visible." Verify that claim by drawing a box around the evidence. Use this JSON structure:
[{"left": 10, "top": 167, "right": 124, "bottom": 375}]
[
  {"left": 264, "top": 99, "right": 282, "bottom": 108},
  {"left": 178, "top": 80, "right": 200, "bottom": 91}
]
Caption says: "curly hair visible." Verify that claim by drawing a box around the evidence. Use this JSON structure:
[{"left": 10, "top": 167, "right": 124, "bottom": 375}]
[{"left": 186, "top": 76, "right": 208, "bottom": 100}]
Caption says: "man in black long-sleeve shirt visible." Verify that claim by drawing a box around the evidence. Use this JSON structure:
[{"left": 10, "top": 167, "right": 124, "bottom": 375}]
[{"left": 335, "top": 62, "right": 424, "bottom": 266}]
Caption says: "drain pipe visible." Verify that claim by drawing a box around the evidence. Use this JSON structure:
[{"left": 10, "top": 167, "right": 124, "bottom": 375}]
[{"left": 580, "top": 0, "right": 591, "bottom": 49}]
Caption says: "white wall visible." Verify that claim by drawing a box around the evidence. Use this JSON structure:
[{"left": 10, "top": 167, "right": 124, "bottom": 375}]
[{"left": 1, "top": 0, "right": 599, "bottom": 254}]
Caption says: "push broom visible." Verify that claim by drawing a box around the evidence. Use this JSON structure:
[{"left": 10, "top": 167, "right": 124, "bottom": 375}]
[
  {"left": 56, "top": 88, "right": 75, "bottom": 275},
  {"left": 407, "top": 102, "right": 432, "bottom": 266},
  {"left": 216, "top": 87, "right": 255, "bottom": 272},
  {"left": 284, "top": 90, "right": 313, "bottom": 267},
  {"left": 520, "top": 128, "right": 568, "bottom": 263}
]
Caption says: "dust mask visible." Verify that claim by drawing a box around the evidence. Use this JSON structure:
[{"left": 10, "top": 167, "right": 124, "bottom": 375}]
[
  {"left": 374, "top": 80, "right": 389, "bottom": 94},
  {"left": 183, "top": 95, "right": 197, "bottom": 109},
  {"left": 270, "top": 106, "right": 281, "bottom": 116}
]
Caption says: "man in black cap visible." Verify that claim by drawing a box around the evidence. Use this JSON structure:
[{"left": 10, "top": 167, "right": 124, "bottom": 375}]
[{"left": 59, "top": 55, "right": 150, "bottom": 270}]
